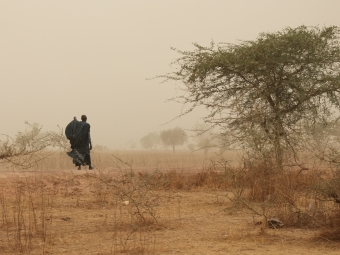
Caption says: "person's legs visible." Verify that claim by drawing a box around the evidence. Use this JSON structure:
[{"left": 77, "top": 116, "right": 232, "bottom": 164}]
[
  {"left": 84, "top": 154, "right": 93, "bottom": 170},
  {"left": 88, "top": 154, "right": 93, "bottom": 169}
]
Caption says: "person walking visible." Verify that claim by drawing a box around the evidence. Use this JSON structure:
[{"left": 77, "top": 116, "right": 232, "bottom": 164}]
[{"left": 66, "top": 115, "right": 94, "bottom": 170}]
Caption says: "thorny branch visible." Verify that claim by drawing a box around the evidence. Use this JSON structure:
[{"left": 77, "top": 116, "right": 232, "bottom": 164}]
[{"left": 0, "top": 124, "right": 68, "bottom": 169}]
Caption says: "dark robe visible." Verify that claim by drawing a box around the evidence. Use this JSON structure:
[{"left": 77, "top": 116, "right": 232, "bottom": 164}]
[{"left": 65, "top": 119, "right": 91, "bottom": 167}]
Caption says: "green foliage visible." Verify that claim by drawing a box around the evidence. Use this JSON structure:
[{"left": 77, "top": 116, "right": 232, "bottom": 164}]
[{"left": 162, "top": 25, "right": 340, "bottom": 169}]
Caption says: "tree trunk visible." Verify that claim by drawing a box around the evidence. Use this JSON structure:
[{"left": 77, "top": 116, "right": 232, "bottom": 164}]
[
  {"left": 272, "top": 114, "right": 284, "bottom": 171},
  {"left": 273, "top": 118, "right": 283, "bottom": 171},
  {"left": 172, "top": 144, "right": 175, "bottom": 153},
  {"left": 273, "top": 135, "right": 283, "bottom": 171}
]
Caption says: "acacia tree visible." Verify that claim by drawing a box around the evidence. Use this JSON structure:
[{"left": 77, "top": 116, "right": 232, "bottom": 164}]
[
  {"left": 162, "top": 26, "right": 340, "bottom": 170},
  {"left": 160, "top": 127, "right": 187, "bottom": 153}
]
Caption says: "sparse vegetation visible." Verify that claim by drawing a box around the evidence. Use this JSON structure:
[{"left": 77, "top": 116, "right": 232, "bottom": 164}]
[
  {"left": 0, "top": 150, "right": 340, "bottom": 254},
  {"left": 3, "top": 25, "right": 340, "bottom": 254}
]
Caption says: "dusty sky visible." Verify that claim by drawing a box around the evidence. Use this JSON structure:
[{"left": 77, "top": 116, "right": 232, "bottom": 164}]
[{"left": 1, "top": 0, "right": 340, "bottom": 149}]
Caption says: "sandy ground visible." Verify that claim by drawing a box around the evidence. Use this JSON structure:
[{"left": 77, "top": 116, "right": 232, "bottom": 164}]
[{"left": 0, "top": 168, "right": 339, "bottom": 254}]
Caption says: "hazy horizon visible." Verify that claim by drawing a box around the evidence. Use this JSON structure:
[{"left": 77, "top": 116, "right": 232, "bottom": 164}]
[{"left": 1, "top": 0, "right": 340, "bottom": 149}]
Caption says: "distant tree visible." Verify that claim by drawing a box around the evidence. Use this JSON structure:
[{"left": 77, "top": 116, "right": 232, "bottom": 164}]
[
  {"left": 192, "top": 123, "right": 216, "bottom": 156},
  {"left": 160, "top": 127, "right": 187, "bottom": 153},
  {"left": 187, "top": 143, "right": 195, "bottom": 152},
  {"left": 196, "top": 135, "right": 214, "bottom": 156},
  {"left": 214, "top": 132, "right": 232, "bottom": 154},
  {"left": 140, "top": 132, "right": 160, "bottom": 150},
  {"left": 127, "top": 140, "right": 137, "bottom": 150},
  {"left": 93, "top": 144, "right": 110, "bottom": 152},
  {"left": 161, "top": 25, "right": 340, "bottom": 170}
]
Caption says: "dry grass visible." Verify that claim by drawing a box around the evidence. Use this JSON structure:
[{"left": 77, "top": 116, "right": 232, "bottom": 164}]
[{"left": 0, "top": 150, "right": 340, "bottom": 254}]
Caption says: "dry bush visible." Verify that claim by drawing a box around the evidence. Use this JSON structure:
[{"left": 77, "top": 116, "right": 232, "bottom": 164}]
[
  {"left": 0, "top": 123, "right": 68, "bottom": 170},
  {"left": 317, "top": 210, "right": 340, "bottom": 241},
  {"left": 135, "top": 168, "right": 230, "bottom": 191},
  {"left": 0, "top": 175, "right": 55, "bottom": 253},
  {"left": 206, "top": 157, "right": 340, "bottom": 229}
]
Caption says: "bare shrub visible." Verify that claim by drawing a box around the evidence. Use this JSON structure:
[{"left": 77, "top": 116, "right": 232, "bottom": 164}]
[
  {"left": 207, "top": 156, "right": 340, "bottom": 229},
  {"left": 0, "top": 176, "right": 55, "bottom": 253},
  {"left": 317, "top": 210, "right": 340, "bottom": 241},
  {"left": 84, "top": 157, "right": 162, "bottom": 227},
  {"left": 0, "top": 122, "right": 67, "bottom": 169}
]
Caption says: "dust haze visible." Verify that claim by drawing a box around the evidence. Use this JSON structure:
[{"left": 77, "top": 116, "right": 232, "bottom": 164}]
[{"left": 1, "top": 0, "right": 339, "bottom": 149}]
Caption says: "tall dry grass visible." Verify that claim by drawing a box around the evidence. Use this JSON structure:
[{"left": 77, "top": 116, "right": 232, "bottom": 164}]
[
  {"left": 31, "top": 149, "right": 241, "bottom": 171},
  {"left": 0, "top": 173, "right": 55, "bottom": 253}
]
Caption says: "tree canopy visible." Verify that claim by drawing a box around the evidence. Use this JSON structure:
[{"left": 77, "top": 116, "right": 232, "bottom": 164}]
[
  {"left": 162, "top": 26, "right": 340, "bottom": 169},
  {"left": 160, "top": 127, "right": 187, "bottom": 153},
  {"left": 140, "top": 132, "right": 160, "bottom": 150}
]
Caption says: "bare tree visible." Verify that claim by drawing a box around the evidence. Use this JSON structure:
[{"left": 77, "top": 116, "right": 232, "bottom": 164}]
[
  {"left": 160, "top": 127, "right": 187, "bottom": 153},
  {"left": 0, "top": 122, "right": 68, "bottom": 169},
  {"left": 160, "top": 25, "right": 340, "bottom": 170}
]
